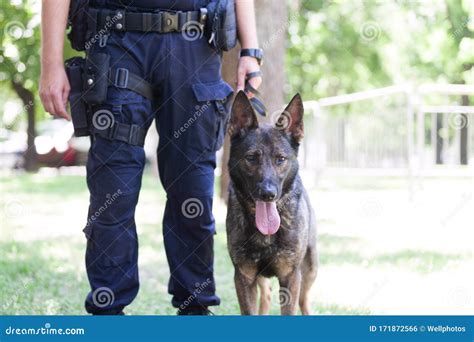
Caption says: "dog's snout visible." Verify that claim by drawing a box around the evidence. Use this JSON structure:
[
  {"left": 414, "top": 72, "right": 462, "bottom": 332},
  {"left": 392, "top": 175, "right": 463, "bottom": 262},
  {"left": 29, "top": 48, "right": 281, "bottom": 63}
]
[{"left": 259, "top": 182, "right": 278, "bottom": 202}]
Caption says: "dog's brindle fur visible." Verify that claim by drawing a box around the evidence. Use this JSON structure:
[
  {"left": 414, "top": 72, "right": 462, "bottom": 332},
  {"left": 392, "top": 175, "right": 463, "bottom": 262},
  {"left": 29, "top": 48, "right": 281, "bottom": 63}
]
[{"left": 226, "top": 92, "right": 318, "bottom": 315}]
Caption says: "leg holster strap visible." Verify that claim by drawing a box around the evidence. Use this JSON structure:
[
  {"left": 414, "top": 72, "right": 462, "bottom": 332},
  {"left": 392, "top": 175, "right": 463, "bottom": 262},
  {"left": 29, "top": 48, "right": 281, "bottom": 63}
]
[
  {"left": 92, "top": 122, "right": 146, "bottom": 147},
  {"left": 108, "top": 67, "right": 154, "bottom": 100}
]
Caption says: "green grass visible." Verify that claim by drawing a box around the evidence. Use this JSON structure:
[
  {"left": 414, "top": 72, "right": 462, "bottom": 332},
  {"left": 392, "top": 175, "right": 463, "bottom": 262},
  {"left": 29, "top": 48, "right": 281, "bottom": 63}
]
[
  {"left": 318, "top": 233, "right": 466, "bottom": 273},
  {"left": 0, "top": 171, "right": 470, "bottom": 315}
]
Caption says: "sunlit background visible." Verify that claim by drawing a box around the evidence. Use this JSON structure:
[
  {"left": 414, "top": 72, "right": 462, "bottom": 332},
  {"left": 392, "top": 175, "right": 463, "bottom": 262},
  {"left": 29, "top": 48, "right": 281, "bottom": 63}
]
[{"left": 1, "top": 0, "right": 473, "bottom": 315}]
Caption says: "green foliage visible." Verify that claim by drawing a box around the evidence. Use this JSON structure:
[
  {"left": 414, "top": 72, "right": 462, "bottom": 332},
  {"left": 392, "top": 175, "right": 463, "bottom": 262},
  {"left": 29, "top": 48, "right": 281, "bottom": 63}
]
[
  {"left": 0, "top": 0, "right": 40, "bottom": 92},
  {"left": 286, "top": 0, "right": 474, "bottom": 101},
  {"left": 0, "top": 0, "right": 77, "bottom": 126}
]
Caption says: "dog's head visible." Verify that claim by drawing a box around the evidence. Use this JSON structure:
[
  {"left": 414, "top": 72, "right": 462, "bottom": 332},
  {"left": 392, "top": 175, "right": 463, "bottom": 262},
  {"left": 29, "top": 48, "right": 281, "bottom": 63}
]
[{"left": 228, "top": 91, "right": 304, "bottom": 235}]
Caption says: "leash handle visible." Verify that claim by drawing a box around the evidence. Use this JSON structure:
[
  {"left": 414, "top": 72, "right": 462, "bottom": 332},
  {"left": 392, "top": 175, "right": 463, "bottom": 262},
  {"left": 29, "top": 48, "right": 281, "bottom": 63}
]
[{"left": 244, "top": 71, "right": 267, "bottom": 116}]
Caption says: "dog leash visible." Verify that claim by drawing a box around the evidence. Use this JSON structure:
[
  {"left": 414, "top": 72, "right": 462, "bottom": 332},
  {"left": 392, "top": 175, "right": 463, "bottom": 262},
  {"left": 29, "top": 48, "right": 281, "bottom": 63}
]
[{"left": 245, "top": 71, "right": 267, "bottom": 117}]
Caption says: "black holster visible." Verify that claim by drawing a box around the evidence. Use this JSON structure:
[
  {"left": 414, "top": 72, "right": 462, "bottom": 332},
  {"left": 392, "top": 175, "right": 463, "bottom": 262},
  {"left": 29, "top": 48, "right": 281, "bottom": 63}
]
[
  {"left": 82, "top": 52, "right": 110, "bottom": 105},
  {"left": 65, "top": 57, "right": 90, "bottom": 137},
  {"left": 67, "top": 0, "right": 90, "bottom": 51},
  {"left": 206, "top": 0, "right": 237, "bottom": 52}
]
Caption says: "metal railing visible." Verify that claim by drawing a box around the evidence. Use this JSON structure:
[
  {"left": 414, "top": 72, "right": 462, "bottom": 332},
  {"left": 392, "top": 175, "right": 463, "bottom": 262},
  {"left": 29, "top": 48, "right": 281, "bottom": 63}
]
[{"left": 301, "top": 83, "right": 474, "bottom": 185}]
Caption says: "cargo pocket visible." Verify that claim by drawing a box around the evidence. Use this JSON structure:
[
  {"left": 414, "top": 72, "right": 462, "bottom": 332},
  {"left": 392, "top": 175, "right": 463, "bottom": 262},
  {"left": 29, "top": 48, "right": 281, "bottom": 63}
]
[
  {"left": 191, "top": 80, "right": 234, "bottom": 151},
  {"left": 83, "top": 195, "right": 138, "bottom": 269}
]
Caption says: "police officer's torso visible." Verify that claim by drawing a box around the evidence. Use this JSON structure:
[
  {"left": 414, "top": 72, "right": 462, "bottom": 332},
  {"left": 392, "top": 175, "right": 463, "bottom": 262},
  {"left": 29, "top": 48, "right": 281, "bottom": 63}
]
[{"left": 90, "top": 0, "right": 209, "bottom": 11}]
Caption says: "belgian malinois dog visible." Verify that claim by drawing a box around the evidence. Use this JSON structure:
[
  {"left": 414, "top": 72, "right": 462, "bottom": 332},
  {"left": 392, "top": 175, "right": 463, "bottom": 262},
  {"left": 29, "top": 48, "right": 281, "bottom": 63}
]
[{"left": 226, "top": 91, "right": 318, "bottom": 315}]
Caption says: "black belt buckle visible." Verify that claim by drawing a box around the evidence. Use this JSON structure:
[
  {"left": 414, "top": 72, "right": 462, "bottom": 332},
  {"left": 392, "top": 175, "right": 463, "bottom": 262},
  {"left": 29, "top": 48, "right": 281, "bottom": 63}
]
[{"left": 162, "top": 12, "right": 179, "bottom": 32}]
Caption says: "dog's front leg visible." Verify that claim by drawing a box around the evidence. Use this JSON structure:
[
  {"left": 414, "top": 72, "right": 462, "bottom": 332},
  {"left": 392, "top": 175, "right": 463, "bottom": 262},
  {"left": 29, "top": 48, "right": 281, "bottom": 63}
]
[
  {"left": 234, "top": 265, "right": 258, "bottom": 315},
  {"left": 278, "top": 269, "right": 302, "bottom": 315}
]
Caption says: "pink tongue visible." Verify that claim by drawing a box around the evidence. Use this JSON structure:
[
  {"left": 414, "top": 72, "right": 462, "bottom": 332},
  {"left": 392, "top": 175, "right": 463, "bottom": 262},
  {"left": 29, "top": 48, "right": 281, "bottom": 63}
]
[{"left": 255, "top": 201, "right": 281, "bottom": 235}]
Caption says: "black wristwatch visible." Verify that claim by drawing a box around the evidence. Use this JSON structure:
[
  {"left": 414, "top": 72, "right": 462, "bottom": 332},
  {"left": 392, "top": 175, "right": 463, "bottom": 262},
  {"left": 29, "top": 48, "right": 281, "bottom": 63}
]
[{"left": 240, "top": 48, "right": 264, "bottom": 65}]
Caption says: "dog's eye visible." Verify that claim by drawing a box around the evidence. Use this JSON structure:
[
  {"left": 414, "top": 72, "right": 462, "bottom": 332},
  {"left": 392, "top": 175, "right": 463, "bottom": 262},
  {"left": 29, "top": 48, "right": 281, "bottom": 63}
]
[
  {"left": 245, "top": 154, "right": 257, "bottom": 162},
  {"left": 275, "top": 156, "right": 287, "bottom": 164}
]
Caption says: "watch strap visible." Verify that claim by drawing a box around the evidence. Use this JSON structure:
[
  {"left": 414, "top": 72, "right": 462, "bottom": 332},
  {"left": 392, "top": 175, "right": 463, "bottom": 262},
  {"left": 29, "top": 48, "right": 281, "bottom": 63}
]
[{"left": 240, "top": 48, "right": 264, "bottom": 64}]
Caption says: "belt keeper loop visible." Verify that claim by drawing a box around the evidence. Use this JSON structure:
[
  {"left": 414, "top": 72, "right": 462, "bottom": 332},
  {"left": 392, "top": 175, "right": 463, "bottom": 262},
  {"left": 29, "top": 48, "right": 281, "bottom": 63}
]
[
  {"left": 106, "top": 122, "right": 117, "bottom": 140},
  {"left": 128, "top": 125, "right": 138, "bottom": 145},
  {"left": 98, "top": 34, "right": 108, "bottom": 48},
  {"left": 143, "top": 12, "right": 153, "bottom": 32},
  {"left": 185, "top": 11, "right": 192, "bottom": 29},
  {"left": 114, "top": 68, "right": 129, "bottom": 88}
]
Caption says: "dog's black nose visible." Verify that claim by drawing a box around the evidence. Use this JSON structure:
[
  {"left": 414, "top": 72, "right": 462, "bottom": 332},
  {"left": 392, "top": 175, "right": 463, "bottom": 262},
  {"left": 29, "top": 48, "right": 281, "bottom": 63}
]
[{"left": 259, "top": 183, "right": 277, "bottom": 201}]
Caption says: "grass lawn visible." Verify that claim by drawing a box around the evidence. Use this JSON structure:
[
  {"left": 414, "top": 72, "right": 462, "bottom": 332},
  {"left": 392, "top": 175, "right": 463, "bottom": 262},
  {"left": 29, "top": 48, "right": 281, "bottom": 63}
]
[{"left": 1, "top": 169, "right": 473, "bottom": 315}]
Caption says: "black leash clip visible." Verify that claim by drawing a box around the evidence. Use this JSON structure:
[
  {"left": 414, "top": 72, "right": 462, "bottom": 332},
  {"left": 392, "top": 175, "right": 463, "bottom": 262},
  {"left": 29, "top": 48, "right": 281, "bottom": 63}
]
[{"left": 244, "top": 71, "right": 267, "bottom": 117}]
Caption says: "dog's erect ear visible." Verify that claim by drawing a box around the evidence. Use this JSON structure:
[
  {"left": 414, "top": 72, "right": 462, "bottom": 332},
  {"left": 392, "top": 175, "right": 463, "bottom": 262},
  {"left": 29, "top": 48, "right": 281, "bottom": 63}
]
[
  {"left": 229, "top": 90, "right": 258, "bottom": 138},
  {"left": 276, "top": 93, "right": 304, "bottom": 143}
]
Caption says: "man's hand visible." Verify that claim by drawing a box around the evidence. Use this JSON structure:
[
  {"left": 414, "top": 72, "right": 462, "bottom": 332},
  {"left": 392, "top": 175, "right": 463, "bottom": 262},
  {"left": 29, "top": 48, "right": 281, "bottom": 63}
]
[
  {"left": 235, "top": 0, "right": 261, "bottom": 96},
  {"left": 40, "top": 0, "right": 71, "bottom": 120},
  {"left": 236, "top": 56, "right": 262, "bottom": 95},
  {"left": 39, "top": 64, "right": 71, "bottom": 120}
]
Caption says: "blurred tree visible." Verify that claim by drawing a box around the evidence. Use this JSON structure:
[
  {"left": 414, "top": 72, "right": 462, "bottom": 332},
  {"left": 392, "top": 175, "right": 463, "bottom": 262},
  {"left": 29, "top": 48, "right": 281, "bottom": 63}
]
[
  {"left": 0, "top": 1, "right": 77, "bottom": 171},
  {"left": 286, "top": 0, "right": 390, "bottom": 103},
  {"left": 287, "top": 0, "right": 473, "bottom": 164},
  {"left": 398, "top": 0, "right": 473, "bottom": 164},
  {"left": 0, "top": 0, "right": 41, "bottom": 171},
  {"left": 445, "top": 0, "right": 473, "bottom": 165}
]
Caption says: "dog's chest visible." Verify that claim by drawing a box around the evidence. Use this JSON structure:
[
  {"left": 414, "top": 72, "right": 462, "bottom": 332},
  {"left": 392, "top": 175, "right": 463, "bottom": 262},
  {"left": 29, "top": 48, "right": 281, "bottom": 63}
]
[{"left": 240, "top": 234, "right": 300, "bottom": 277}]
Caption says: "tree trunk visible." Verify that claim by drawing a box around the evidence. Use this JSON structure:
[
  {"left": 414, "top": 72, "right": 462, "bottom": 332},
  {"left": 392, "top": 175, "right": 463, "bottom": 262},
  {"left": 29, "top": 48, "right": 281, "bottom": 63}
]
[
  {"left": 435, "top": 113, "right": 443, "bottom": 165},
  {"left": 459, "top": 99, "right": 468, "bottom": 166},
  {"left": 459, "top": 63, "right": 472, "bottom": 165},
  {"left": 254, "top": 0, "right": 287, "bottom": 115},
  {"left": 11, "top": 80, "right": 37, "bottom": 172},
  {"left": 220, "top": 46, "right": 240, "bottom": 201},
  {"left": 219, "top": 1, "right": 288, "bottom": 201}
]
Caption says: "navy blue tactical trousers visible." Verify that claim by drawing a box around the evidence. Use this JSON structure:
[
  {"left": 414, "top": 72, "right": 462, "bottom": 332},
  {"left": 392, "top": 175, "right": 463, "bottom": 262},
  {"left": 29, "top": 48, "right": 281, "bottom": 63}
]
[{"left": 83, "top": 29, "right": 233, "bottom": 314}]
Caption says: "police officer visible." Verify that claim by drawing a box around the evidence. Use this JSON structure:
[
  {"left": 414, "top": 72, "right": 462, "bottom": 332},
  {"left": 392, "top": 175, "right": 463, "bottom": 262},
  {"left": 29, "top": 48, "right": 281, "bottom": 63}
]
[{"left": 39, "top": 0, "right": 263, "bottom": 315}]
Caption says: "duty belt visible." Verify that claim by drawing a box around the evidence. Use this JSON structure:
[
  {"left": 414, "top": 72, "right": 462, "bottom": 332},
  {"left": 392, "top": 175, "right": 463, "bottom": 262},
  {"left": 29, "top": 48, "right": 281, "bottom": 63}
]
[{"left": 89, "top": 8, "right": 208, "bottom": 34}]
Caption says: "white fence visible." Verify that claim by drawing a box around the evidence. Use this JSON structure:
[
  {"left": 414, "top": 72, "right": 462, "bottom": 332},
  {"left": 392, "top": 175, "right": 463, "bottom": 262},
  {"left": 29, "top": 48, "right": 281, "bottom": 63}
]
[{"left": 301, "top": 84, "right": 474, "bottom": 178}]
